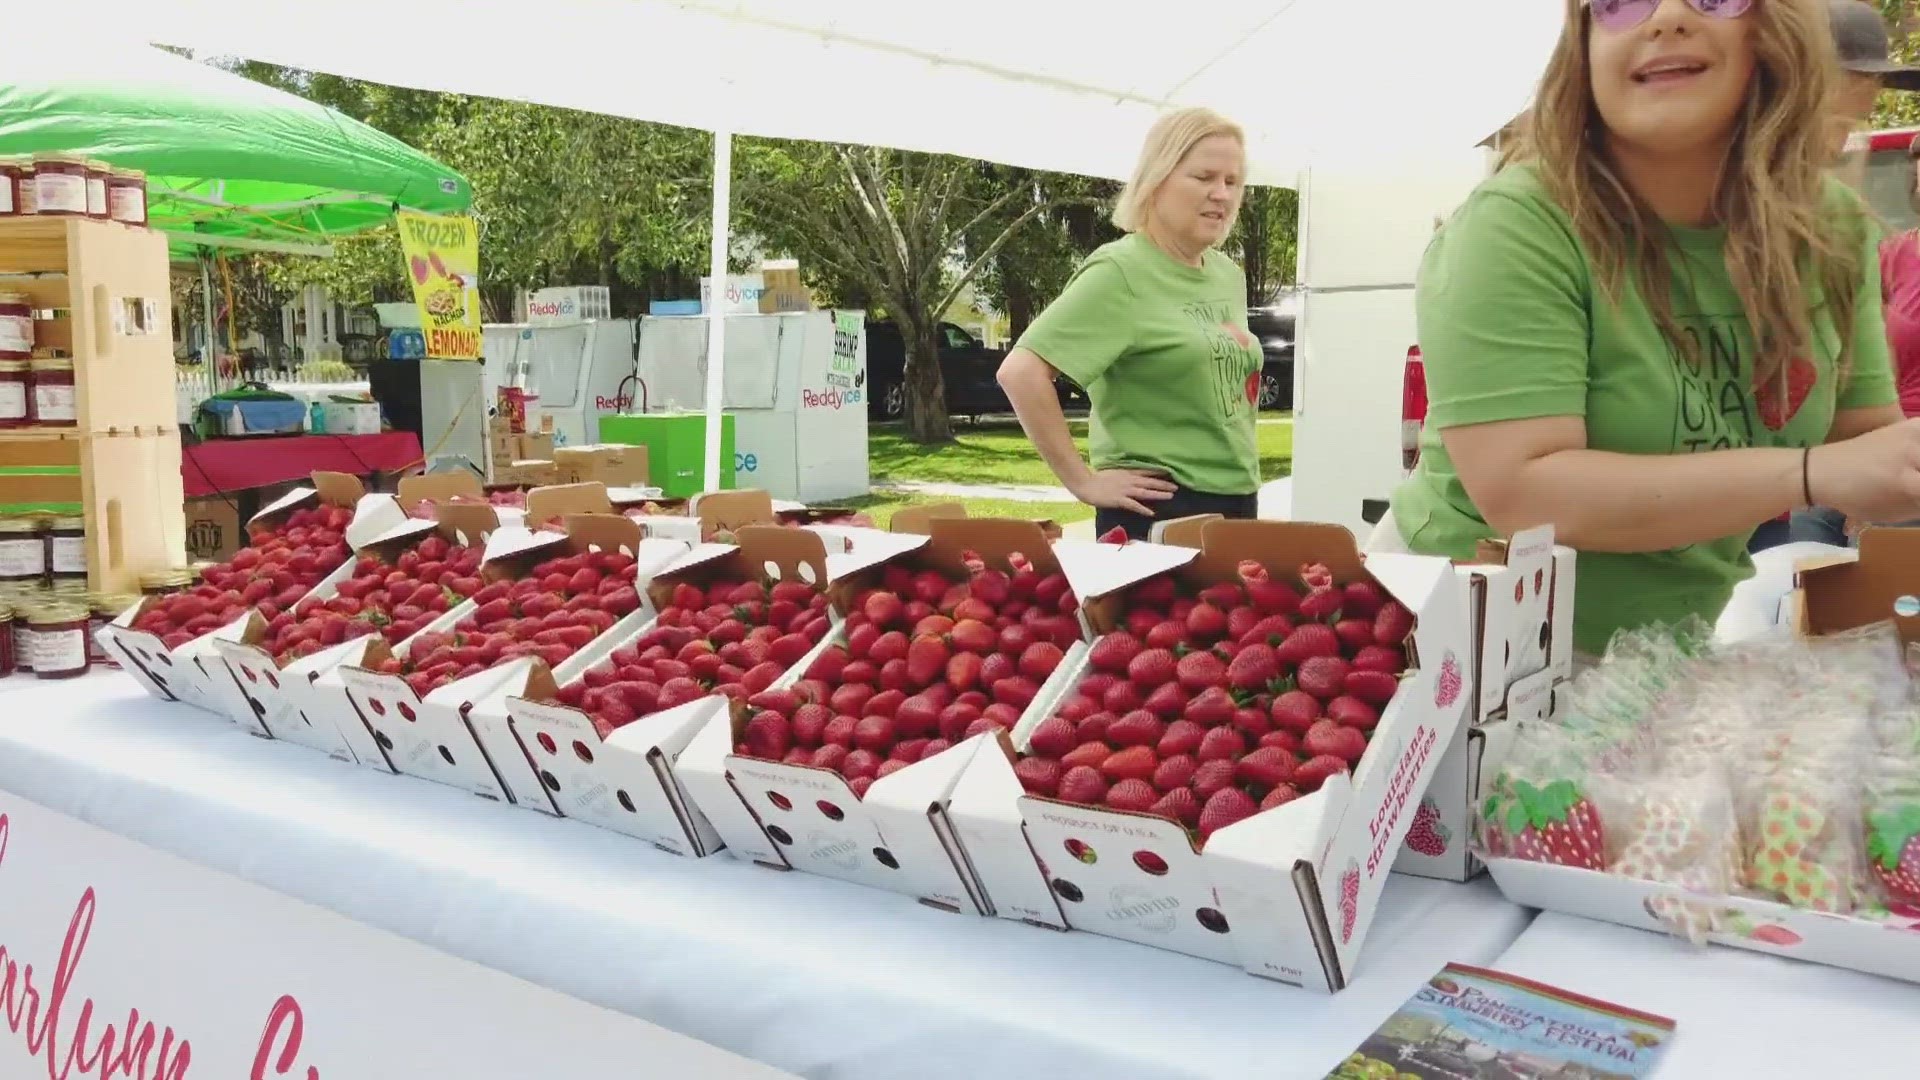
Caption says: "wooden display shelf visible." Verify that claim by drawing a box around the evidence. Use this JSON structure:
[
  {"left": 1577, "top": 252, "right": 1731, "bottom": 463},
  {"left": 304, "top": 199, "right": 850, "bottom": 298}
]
[
  {"left": 0, "top": 429, "right": 185, "bottom": 594},
  {"left": 0, "top": 216, "right": 176, "bottom": 434}
]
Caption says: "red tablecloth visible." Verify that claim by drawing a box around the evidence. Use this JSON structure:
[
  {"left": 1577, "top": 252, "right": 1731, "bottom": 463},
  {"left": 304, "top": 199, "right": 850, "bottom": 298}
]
[{"left": 181, "top": 432, "right": 424, "bottom": 498}]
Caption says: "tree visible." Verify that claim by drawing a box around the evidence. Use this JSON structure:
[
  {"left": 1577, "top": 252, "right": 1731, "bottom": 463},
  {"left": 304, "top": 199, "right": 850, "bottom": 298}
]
[
  {"left": 1228, "top": 186, "right": 1300, "bottom": 308},
  {"left": 739, "top": 143, "right": 1094, "bottom": 443},
  {"left": 967, "top": 171, "right": 1121, "bottom": 340}
]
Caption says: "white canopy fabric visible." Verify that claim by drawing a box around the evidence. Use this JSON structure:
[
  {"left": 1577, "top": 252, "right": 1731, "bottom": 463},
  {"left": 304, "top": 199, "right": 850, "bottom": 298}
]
[{"left": 130, "top": 0, "right": 1559, "bottom": 184}]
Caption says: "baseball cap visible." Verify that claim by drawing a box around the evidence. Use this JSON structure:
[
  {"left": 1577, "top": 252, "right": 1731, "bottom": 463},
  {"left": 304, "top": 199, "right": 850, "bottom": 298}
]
[{"left": 1832, "top": 0, "right": 1920, "bottom": 92}]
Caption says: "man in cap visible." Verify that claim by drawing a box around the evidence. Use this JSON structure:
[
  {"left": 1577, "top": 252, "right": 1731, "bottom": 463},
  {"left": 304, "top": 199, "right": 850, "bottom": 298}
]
[{"left": 1832, "top": 0, "right": 1920, "bottom": 138}]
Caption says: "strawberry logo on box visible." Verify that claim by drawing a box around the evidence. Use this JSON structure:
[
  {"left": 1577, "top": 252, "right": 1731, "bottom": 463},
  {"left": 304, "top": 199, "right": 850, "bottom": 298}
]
[
  {"left": 1434, "top": 650, "right": 1463, "bottom": 708},
  {"left": 1338, "top": 860, "right": 1360, "bottom": 943}
]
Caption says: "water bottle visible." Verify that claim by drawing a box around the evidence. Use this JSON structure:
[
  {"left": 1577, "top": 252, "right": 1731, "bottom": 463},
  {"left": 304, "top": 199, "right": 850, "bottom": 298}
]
[{"left": 310, "top": 399, "right": 326, "bottom": 434}]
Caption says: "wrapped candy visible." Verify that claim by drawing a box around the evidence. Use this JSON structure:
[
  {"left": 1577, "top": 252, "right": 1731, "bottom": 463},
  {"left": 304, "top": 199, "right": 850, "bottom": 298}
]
[
  {"left": 1478, "top": 723, "right": 1611, "bottom": 870},
  {"left": 1865, "top": 762, "right": 1920, "bottom": 912}
]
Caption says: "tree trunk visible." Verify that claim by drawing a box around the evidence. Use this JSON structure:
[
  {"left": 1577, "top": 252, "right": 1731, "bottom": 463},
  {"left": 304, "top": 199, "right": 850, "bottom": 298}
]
[
  {"left": 902, "top": 317, "right": 953, "bottom": 444},
  {"left": 1005, "top": 278, "right": 1035, "bottom": 343}
]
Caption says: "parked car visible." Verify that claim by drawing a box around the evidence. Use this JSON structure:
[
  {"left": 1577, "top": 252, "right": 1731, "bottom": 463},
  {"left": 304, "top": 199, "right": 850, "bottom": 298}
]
[
  {"left": 865, "top": 319, "right": 1084, "bottom": 422},
  {"left": 1245, "top": 287, "right": 1300, "bottom": 411}
]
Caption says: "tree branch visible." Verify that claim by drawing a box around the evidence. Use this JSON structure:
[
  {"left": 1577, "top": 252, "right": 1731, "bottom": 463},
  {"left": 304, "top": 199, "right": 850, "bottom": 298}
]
[{"left": 934, "top": 197, "right": 1075, "bottom": 317}]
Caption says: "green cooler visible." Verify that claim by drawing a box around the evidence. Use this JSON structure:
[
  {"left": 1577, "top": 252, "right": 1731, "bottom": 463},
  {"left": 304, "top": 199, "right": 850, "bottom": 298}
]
[{"left": 599, "top": 412, "right": 736, "bottom": 498}]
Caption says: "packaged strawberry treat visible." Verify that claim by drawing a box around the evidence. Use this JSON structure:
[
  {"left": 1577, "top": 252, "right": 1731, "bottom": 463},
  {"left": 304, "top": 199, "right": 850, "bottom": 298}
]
[
  {"left": 1735, "top": 748, "right": 1871, "bottom": 915},
  {"left": 1606, "top": 771, "right": 1743, "bottom": 943},
  {"left": 1477, "top": 722, "right": 1612, "bottom": 870},
  {"left": 1864, "top": 760, "right": 1920, "bottom": 914}
]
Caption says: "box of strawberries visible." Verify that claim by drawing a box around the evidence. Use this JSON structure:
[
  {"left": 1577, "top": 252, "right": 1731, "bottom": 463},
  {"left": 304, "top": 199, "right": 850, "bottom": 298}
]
[{"left": 945, "top": 518, "right": 1472, "bottom": 990}]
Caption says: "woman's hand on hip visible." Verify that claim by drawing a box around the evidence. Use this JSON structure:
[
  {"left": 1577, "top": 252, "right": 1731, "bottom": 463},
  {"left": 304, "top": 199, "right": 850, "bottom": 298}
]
[
  {"left": 1811, "top": 418, "right": 1920, "bottom": 524},
  {"left": 1071, "top": 469, "right": 1178, "bottom": 516}
]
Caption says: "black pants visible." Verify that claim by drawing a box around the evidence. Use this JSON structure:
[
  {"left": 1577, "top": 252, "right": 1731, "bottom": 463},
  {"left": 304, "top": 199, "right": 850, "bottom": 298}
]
[{"left": 1094, "top": 487, "right": 1258, "bottom": 541}]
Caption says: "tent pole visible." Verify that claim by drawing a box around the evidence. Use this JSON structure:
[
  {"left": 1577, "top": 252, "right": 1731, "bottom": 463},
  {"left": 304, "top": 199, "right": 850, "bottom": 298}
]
[
  {"left": 200, "top": 253, "right": 218, "bottom": 397},
  {"left": 702, "top": 128, "right": 733, "bottom": 493}
]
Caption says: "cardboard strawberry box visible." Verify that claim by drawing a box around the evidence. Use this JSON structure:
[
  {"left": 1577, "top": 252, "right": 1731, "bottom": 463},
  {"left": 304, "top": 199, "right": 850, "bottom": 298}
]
[
  {"left": 1395, "top": 525, "right": 1576, "bottom": 882},
  {"left": 677, "top": 517, "right": 1088, "bottom": 908},
  {"left": 945, "top": 519, "right": 1473, "bottom": 990},
  {"left": 1486, "top": 527, "right": 1920, "bottom": 985},
  {"left": 336, "top": 506, "right": 679, "bottom": 805},
  {"left": 622, "top": 489, "right": 780, "bottom": 544},
  {"left": 105, "top": 473, "right": 408, "bottom": 723},
  {"left": 213, "top": 503, "right": 506, "bottom": 761}
]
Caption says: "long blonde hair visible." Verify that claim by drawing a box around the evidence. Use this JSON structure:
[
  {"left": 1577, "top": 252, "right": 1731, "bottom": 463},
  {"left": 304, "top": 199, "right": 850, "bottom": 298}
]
[
  {"left": 1509, "top": 0, "right": 1866, "bottom": 393},
  {"left": 1112, "top": 107, "right": 1246, "bottom": 235}
]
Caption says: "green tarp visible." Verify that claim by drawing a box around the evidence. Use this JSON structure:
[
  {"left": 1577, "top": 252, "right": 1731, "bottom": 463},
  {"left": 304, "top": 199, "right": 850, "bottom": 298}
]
[{"left": 0, "top": 41, "right": 470, "bottom": 253}]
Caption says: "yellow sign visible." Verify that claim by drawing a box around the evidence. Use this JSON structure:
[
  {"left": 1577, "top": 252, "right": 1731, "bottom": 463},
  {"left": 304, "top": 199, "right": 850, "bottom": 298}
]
[{"left": 397, "top": 211, "right": 481, "bottom": 360}]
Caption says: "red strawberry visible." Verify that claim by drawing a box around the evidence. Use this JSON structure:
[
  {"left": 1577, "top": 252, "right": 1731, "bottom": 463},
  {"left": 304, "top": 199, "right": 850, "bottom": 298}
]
[
  {"left": 1293, "top": 754, "right": 1351, "bottom": 793},
  {"left": 1183, "top": 686, "right": 1235, "bottom": 727},
  {"left": 1259, "top": 730, "right": 1301, "bottom": 755},
  {"left": 1018, "top": 641, "right": 1065, "bottom": 682},
  {"left": 1225, "top": 643, "right": 1279, "bottom": 692},
  {"left": 1057, "top": 765, "right": 1110, "bottom": 805},
  {"left": 1342, "top": 669, "right": 1397, "bottom": 706},
  {"left": 1055, "top": 694, "right": 1098, "bottom": 724},
  {"left": 1237, "top": 614, "right": 1295, "bottom": 648},
  {"left": 1192, "top": 759, "right": 1238, "bottom": 799},
  {"left": 1150, "top": 787, "right": 1202, "bottom": 827},
  {"left": 1870, "top": 805, "right": 1920, "bottom": 905},
  {"left": 1226, "top": 605, "right": 1262, "bottom": 643},
  {"left": 1305, "top": 719, "right": 1367, "bottom": 762},
  {"left": 1299, "top": 562, "right": 1335, "bottom": 591},
  {"left": 1142, "top": 682, "right": 1189, "bottom": 719},
  {"left": 1185, "top": 602, "right": 1228, "bottom": 642},
  {"left": 1172, "top": 650, "right": 1225, "bottom": 692},
  {"left": 1198, "top": 788, "right": 1258, "bottom": 840},
  {"left": 1270, "top": 690, "right": 1322, "bottom": 735},
  {"left": 1298, "top": 586, "right": 1343, "bottom": 622},
  {"left": 822, "top": 714, "right": 859, "bottom": 747},
  {"left": 1260, "top": 784, "right": 1302, "bottom": 811},
  {"left": 1482, "top": 779, "right": 1605, "bottom": 870},
  {"left": 1062, "top": 741, "right": 1112, "bottom": 770},
  {"left": 1297, "top": 655, "right": 1351, "bottom": 699},
  {"left": 742, "top": 711, "right": 792, "bottom": 760},
  {"left": 1157, "top": 719, "right": 1206, "bottom": 757},
  {"left": 1128, "top": 648, "right": 1178, "bottom": 688},
  {"left": 1275, "top": 623, "right": 1341, "bottom": 667},
  {"left": 863, "top": 591, "right": 905, "bottom": 628},
  {"left": 1143, "top": 621, "right": 1188, "bottom": 650},
  {"left": 853, "top": 713, "right": 899, "bottom": 752},
  {"left": 1333, "top": 618, "right": 1377, "bottom": 651},
  {"left": 1236, "top": 747, "right": 1296, "bottom": 789},
  {"left": 1374, "top": 601, "right": 1415, "bottom": 647},
  {"left": 1076, "top": 712, "right": 1115, "bottom": 744},
  {"left": 849, "top": 776, "right": 876, "bottom": 798},
  {"left": 1233, "top": 705, "right": 1273, "bottom": 738},
  {"left": 894, "top": 694, "right": 942, "bottom": 738},
  {"left": 1327, "top": 695, "right": 1382, "bottom": 731},
  {"left": 1101, "top": 746, "right": 1160, "bottom": 783},
  {"left": 1027, "top": 716, "right": 1078, "bottom": 758},
  {"left": 1102, "top": 680, "right": 1145, "bottom": 715},
  {"left": 1197, "top": 726, "right": 1246, "bottom": 764},
  {"left": 1107, "top": 711, "right": 1166, "bottom": 748},
  {"left": 1198, "top": 582, "right": 1245, "bottom": 610},
  {"left": 1130, "top": 574, "right": 1177, "bottom": 608},
  {"left": 906, "top": 634, "right": 949, "bottom": 686},
  {"left": 937, "top": 702, "right": 982, "bottom": 742},
  {"left": 1088, "top": 632, "right": 1143, "bottom": 674},
  {"left": 1014, "top": 756, "right": 1064, "bottom": 797},
  {"left": 950, "top": 618, "right": 998, "bottom": 654},
  {"left": 841, "top": 748, "right": 883, "bottom": 781},
  {"left": 1105, "top": 778, "right": 1159, "bottom": 813},
  {"left": 891, "top": 738, "right": 931, "bottom": 763},
  {"left": 1123, "top": 609, "right": 1163, "bottom": 639},
  {"left": 1342, "top": 580, "right": 1387, "bottom": 619},
  {"left": 1152, "top": 754, "right": 1199, "bottom": 793},
  {"left": 791, "top": 703, "right": 832, "bottom": 746},
  {"left": 1097, "top": 526, "right": 1129, "bottom": 545},
  {"left": 1349, "top": 645, "right": 1406, "bottom": 675}
]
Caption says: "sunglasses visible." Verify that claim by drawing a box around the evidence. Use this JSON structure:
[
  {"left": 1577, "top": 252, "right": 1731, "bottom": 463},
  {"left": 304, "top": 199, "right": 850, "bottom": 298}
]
[{"left": 1587, "top": 0, "right": 1753, "bottom": 33}]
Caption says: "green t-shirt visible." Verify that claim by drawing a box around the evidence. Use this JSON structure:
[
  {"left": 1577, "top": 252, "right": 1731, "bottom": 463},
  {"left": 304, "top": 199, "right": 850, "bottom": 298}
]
[
  {"left": 1392, "top": 165, "right": 1897, "bottom": 655},
  {"left": 1018, "top": 233, "right": 1262, "bottom": 495}
]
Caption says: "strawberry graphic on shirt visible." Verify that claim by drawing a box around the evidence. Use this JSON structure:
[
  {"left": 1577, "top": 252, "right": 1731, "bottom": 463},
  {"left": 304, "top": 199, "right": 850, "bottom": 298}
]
[{"left": 1756, "top": 356, "right": 1816, "bottom": 431}]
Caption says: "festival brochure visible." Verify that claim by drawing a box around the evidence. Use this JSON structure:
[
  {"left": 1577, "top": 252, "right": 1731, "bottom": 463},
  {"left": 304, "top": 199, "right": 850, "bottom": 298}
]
[{"left": 1327, "top": 962, "right": 1676, "bottom": 1079}]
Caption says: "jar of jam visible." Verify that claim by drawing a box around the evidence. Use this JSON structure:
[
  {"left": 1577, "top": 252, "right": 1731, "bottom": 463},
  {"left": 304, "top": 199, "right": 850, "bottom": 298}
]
[
  {"left": 0, "top": 159, "right": 20, "bottom": 217},
  {"left": 28, "top": 601, "right": 90, "bottom": 679},
  {"left": 0, "top": 359, "right": 28, "bottom": 427},
  {"left": 17, "top": 165, "right": 34, "bottom": 215},
  {"left": 84, "top": 162, "right": 109, "bottom": 220},
  {"left": 139, "top": 568, "right": 193, "bottom": 596},
  {"left": 0, "top": 517, "right": 45, "bottom": 588},
  {"left": 0, "top": 293, "right": 30, "bottom": 362},
  {"left": 47, "top": 515, "right": 85, "bottom": 588},
  {"left": 28, "top": 357, "right": 75, "bottom": 426},
  {"left": 108, "top": 169, "right": 147, "bottom": 227},
  {"left": 86, "top": 594, "right": 129, "bottom": 669},
  {"left": 30, "top": 156, "right": 88, "bottom": 217}
]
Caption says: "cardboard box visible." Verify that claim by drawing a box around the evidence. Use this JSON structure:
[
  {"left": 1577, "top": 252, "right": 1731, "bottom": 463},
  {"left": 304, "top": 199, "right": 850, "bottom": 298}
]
[
  {"left": 397, "top": 472, "right": 485, "bottom": 506},
  {"left": 183, "top": 496, "right": 243, "bottom": 563},
  {"left": 628, "top": 488, "right": 778, "bottom": 544},
  {"left": 758, "top": 259, "right": 812, "bottom": 314},
  {"left": 517, "top": 433, "right": 555, "bottom": 461},
  {"left": 945, "top": 519, "right": 1474, "bottom": 990},
  {"left": 494, "top": 460, "right": 560, "bottom": 488},
  {"left": 321, "top": 401, "right": 382, "bottom": 435},
  {"left": 1395, "top": 526, "right": 1576, "bottom": 883},
  {"left": 889, "top": 501, "right": 1064, "bottom": 541},
  {"left": 336, "top": 510, "right": 684, "bottom": 806},
  {"left": 212, "top": 503, "right": 505, "bottom": 763},
  {"left": 676, "top": 518, "right": 1073, "bottom": 905},
  {"left": 555, "top": 443, "right": 650, "bottom": 487},
  {"left": 1485, "top": 527, "right": 1920, "bottom": 986}
]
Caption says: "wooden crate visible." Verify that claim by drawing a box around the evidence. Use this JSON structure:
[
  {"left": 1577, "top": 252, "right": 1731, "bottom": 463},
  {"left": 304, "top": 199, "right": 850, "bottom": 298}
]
[
  {"left": 0, "top": 430, "right": 186, "bottom": 593},
  {"left": 0, "top": 216, "right": 176, "bottom": 433}
]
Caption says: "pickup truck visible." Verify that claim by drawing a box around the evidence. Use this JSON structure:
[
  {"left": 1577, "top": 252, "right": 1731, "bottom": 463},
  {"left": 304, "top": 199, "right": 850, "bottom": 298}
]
[{"left": 865, "top": 319, "right": 1084, "bottom": 422}]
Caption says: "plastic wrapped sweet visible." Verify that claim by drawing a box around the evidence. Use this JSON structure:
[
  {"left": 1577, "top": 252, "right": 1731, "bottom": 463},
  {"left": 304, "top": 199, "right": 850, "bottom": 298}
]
[
  {"left": 1865, "top": 763, "right": 1920, "bottom": 912},
  {"left": 1738, "top": 770, "right": 1868, "bottom": 915},
  {"left": 1478, "top": 723, "right": 1611, "bottom": 870}
]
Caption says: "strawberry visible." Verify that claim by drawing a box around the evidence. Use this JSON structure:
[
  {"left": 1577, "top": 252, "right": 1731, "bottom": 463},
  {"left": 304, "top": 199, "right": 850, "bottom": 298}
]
[
  {"left": 1123, "top": 609, "right": 1163, "bottom": 640},
  {"left": 1226, "top": 605, "right": 1263, "bottom": 643},
  {"left": 1130, "top": 574, "right": 1177, "bottom": 608},
  {"left": 1062, "top": 741, "right": 1112, "bottom": 770},
  {"left": 1027, "top": 716, "right": 1078, "bottom": 758},
  {"left": 992, "top": 676, "right": 1040, "bottom": 711},
  {"left": 936, "top": 702, "right": 980, "bottom": 741},
  {"left": 1198, "top": 788, "right": 1258, "bottom": 840},
  {"left": 1869, "top": 804, "right": 1920, "bottom": 905},
  {"left": 742, "top": 712, "right": 792, "bottom": 760},
  {"left": 791, "top": 703, "right": 832, "bottom": 746},
  {"left": 1018, "top": 641, "right": 1065, "bottom": 682},
  {"left": 1297, "top": 655, "right": 1351, "bottom": 699},
  {"left": 1275, "top": 623, "right": 1341, "bottom": 668},
  {"left": 842, "top": 749, "right": 883, "bottom": 781},
  {"left": 1127, "top": 648, "right": 1178, "bottom": 688},
  {"left": 870, "top": 631, "right": 910, "bottom": 664},
  {"left": 950, "top": 618, "right": 998, "bottom": 654},
  {"left": 822, "top": 714, "right": 859, "bottom": 748},
  {"left": 1057, "top": 765, "right": 1110, "bottom": 805},
  {"left": 1075, "top": 712, "right": 1115, "bottom": 744},
  {"left": 1299, "top": 562, "right": 1335, "bottom": 591},
  {"left": 894, "top": 694, "right": 941, "bottom": 738},
  {"left": 1298, "top": 586, "right": 1343, "bottom": 622},
  {"left": 1349, "top": 644, "right": 1406, "bottom": 675},
  {"left": 1107, "top": 711, "right": 1166, "bottom": 748},
  {"left": 1482, "top": 779, "right": 1605, "bottom": 871},
  {"left": 1185, "top": 602, "right": 1228, "bottom": 643},
  {"left": 1102, "top": 680, "right": 1145, "bottom": 715},
  {"left": 906, "top": 635, "right": 949, "bottom": 686},
  {"left": 945, "top": 651, "right": 984, "bottom": 691},
  {"left": 1342, "top": 580, "right": 1387, "bottom": 619},
  {"left": 1101, "top": 745, "right": 1160, "bottom": 783},
  {"left": 1236, "top": 747, "right": 1296, "bottom": 790},
  {"left": 1293, "top": 754, "right": 1350, "bottom": 793},
  {"left": 747, "top": 688, "right": 801, "bottom": 716},
  {"left": 1143, "top": 622, "right": 1188, "bottom": 651},
  {"left": 1259, "top": 730, "right": 1301, "bottom": 755},
  {"left": 1260, "top": 784, "right": 1302, "bottom": 811},
  {"left": 1374, "top": 600, "right": 1415, "bottom": 647},
  {"left": 1157, "top": 719, "right": 1206, "bottom": 758},
  {"left": 1142, "top": 682, "right": 1190, "bottom": 719},
  {"left": 1183, "top": 686, "right": 1236, "bottom": 727},
  {"left": 1152, "top": 754, "right": 1199, "bottom": 793},
  {"left": 1333, "top": 618, "right": 1377, "bottom": 651},
  {"left": 853, "top": 713, "right": 897, "bottom": 752},
  {"left": 1172, "top": 650, "right": 1224, "bottom": 692},
  {"left": 1225, "top": 643, "right": 1280, "bottom": 692},
  {"left": 1105, "top": 778, "right": 1160, "bottom": 813},
  {"left": 1233, "top": 705, "right": 1273, "bottom": 738},
  {"left": 1097, "top": 526, "right": 1129, "bottom": 545},
  {"left": 1192, "top": 759, "right": 1238, "bottom": 799},
  {"left": 1197, "top": 726, "right": 1246, "bottom": 764},
  {"left": 1198, "top": 582, "right": 1245, "bottom": 610},
  {"left": 1326, "top": 695, "right": 1382, "bottom": 731},
  {"left": 963, "top": 716, "right": 1009, "bottom": 739},
  {"left": 1014, "top": 757, "right": 1064, "bottom": 797},
  {"left": 1270, "top": 690, "right": 1322, "bottom": 735},
  {"left": 1237, "top": 614, "right": 1295, "bottom": 648},
  {"left": 863, "top": 591, "right": 905, "bottom": 628},
  {"left": 849, "top": 776, "right": 876, "bottom": 798},
  {"left": 1150, "top": 787, "right": 1202, "bottom": 827},
  {"left": 891, "top": 738, "right": 931, "bottom": 763}
]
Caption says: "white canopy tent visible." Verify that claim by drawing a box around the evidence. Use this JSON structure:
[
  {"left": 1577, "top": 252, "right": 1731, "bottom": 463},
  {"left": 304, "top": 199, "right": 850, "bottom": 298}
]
[{"left": 123, "top": 0, "right": 1561, "bottom": 488}]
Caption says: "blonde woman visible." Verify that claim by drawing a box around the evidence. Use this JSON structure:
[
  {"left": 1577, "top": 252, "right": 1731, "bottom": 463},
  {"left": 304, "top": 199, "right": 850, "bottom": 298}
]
[
  {"left": 997, "top": 107, "right": 1262, "bottom": 538},
  {"left": 1376, "top": 0, "right": 1920, "bottom": 657}
]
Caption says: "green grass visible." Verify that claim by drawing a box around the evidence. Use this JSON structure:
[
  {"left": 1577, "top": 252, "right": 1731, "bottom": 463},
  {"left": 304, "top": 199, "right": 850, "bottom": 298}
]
[
  {"left": 868, "top": 416, "right": 1294, "bottom": 489},
  {"left": 835, "top": 492, "right": 1093, "bottom": 528}
]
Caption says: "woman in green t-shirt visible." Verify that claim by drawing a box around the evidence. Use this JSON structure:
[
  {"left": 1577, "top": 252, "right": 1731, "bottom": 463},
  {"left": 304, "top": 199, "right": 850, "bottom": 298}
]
[
  {"left": 997, "top": 107, "right": 1264, "bottom": 539},
  {"left": 1375, "top": 0, "right": 1920, "bottom": 657}
]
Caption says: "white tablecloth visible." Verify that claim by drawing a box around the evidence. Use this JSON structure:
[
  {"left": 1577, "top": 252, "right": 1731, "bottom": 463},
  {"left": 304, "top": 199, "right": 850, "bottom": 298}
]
[
  {"left": 0, "top": 674, "right": 1535, "bottom": 1080},
  {"left": 1491, "top": 912, "right": 1920, "bottom": 1077}
]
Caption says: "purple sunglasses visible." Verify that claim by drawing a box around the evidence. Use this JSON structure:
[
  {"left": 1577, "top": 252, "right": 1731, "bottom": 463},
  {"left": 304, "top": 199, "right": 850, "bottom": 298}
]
[{"left": 1588, "top": 0, "right": 1753, "bottom": 32}]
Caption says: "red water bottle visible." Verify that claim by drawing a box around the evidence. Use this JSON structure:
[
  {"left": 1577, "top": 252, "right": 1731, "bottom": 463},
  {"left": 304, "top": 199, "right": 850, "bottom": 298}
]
[{"left": 1401, "top": 346, "right": 1428, "bottom": 473}]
